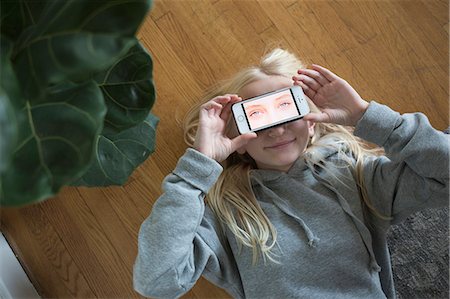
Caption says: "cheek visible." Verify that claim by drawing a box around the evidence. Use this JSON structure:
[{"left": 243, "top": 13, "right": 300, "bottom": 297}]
[
  {"left": 290, "top": 119, "right": 310, "bottom": 132},
  {"left": 242, "top": 138, "right": 264, "bottom": 157},
  {"left": 289, "top": 120, "right": 314, "bottom": 142},
  {"left": 243, "top": 138, "right": 259, "bottom": 152}
]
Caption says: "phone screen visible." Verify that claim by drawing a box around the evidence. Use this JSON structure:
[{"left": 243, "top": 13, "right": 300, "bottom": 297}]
[{"left": 242, "top": 89, "right": 300, "bottom": 130}]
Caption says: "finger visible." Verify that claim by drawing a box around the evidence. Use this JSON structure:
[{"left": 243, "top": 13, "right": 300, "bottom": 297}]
[
  {"left": 220, "top": 95, "right": 242, "bottom": 121},
  {"left": 226, "top": 94, "right": 242, "bottom": 105},
  {"left": 208, "top": 106, "right": 216, "bottom": 117},
  {"left": 220, "top": 101, "right": 233, "bottom": 121},
  {"left": 203, "top": 96, "right": 231, "bottom": 111},
  {"left": 303, "top": 112, "right": 331, "bottom": 123},
  {"left": 214, "top": 95, "right": 233, "bottom": 102},
  {"left": 202, "top": 101, "right": 222, "bottom": 118},
  {"left": 230, "top": 94, "right": 242, "bottom": 102},
  {"left": 214, "top": 94, "right": 240, "bottom": 104},
  {"left": 230, "top": 132, "right": 257, "bottom": 151},
  {"left": 199, "top": 107, "right": 216, "bottom": 125},
  {"left": 296, "top": 74, "right": 322, "bottom": 92},
  {"left": 223, "top": 94, "right": 239, "bottom": 99},
  {"left": 199, "top": 106, "right": 209, "bottom": 121},
  {"left": 311, "top": 64, "right": 340, "bottom": 82},
  {"left": 202, "top": 100, "right": 221, "bottom": 110},
  {"left": 293, "top": 80, "right": 316, "bottom": 100},
  {"left": 205, "top": 101, "right": 222, "bottom": 111},
  {"left": 209, "top": 95, "right": 240, "bottom": 117},
  {"left": 297, "top": 68, "right": 329, "bottom": 86}
]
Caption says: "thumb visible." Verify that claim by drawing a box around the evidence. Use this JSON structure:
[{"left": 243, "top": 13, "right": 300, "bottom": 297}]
[
  {"left": 231, "top": 132, "right": 257, "bottom": 151},
  {"left": 303, "top": 112, "right": 330, "bottom": 123}
]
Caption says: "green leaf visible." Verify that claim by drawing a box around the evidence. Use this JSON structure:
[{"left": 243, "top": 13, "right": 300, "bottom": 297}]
[
  {"left": 95, "top": 41, "right": 156, "bottom": 131},
  {"left": 0, "top": 81, "right": 106, "bottom": 206},
  {"left": 0, "top": 37, "right": 20, "bottom": 173},
  {"left": 12, "top": 0, "right": 152, "bottom": 98},
  {"left": 0, "top": 1, "right": 46, "bottom": 40},
  {"left": 74, "top": 113, "right": 158, "bottom": 186},
  {"left": 23, "top": 0, "right": 151, "bottom": 38},
  {"left": 0, "top": 37, "right": 24, "bottom": 107},
  {"left": 0, "top": 89, "right": 17, "bottom": 173}
]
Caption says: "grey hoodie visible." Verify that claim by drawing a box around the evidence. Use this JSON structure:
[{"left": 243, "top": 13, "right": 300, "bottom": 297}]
[{"left": 133, "top": 101, "right": 449, "bottom": 298}]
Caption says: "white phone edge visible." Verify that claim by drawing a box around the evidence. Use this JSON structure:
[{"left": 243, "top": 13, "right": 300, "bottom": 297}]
[{"left": 232, "top": 85, "right": 310, "bottom": 135}]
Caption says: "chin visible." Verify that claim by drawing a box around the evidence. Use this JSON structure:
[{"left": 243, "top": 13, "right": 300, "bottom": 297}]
[
  {"left": 278, "top": 151, "right": 301, "bottom": 163},
  {"left": 252, "top": 150, "right": 303, "bottom": 171},
  {"left": 270, "top": 157, "right": 298, "bottom": 170}
]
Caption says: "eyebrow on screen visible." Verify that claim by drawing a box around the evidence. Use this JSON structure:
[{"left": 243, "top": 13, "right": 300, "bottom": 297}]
[
  {"left": 245, "top": 104, "right": 266, "bottom": 110},
  {"left": 274, "top": 94, "right": 292, "bottom": 102}
]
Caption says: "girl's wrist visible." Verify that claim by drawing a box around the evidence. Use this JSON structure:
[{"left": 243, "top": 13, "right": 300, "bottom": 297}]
[
  {"left": 193, "top": 146, "right": 210, "bottom": 159},
  {"left": 352, "top": 100, "right": 369, "bottom": 126},
  {"left": 193, "top": 146, "right": 220, "bottom": 162}
]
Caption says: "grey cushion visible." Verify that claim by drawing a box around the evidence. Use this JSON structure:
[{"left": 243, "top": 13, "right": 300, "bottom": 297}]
[{"left": 387, "top": 205, "right": 449, "bottom": 298}]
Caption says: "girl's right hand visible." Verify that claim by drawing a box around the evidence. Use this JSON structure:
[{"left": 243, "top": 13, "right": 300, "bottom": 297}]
[{"left": 193, "top": 95, "right": 257, "bottom": 162}]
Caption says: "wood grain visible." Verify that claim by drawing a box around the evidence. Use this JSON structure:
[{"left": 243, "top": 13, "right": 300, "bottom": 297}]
[{"left": 1, "top": 1, "right": 448, "bottom": 298}]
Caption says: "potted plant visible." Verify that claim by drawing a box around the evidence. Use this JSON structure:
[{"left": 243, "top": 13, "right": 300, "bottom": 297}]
[{"left": 0, "top": 0, "right": 158, "bottom": 206}]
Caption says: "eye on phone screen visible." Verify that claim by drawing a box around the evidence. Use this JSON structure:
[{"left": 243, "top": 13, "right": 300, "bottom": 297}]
[{"left": 242, "top": 90, "right": 299, "bottom": 130}]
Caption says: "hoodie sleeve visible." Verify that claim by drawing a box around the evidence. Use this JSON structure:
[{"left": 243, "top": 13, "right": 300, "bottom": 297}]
[
  {"left": 133, "top": 148, "right": 244, "bottom": 298},
  {"left": 353, "top": 101, "right": 449, "bottom": 225}
]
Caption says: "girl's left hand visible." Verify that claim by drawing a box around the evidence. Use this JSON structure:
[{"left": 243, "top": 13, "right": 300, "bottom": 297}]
[{"left": 292, "top": 64, "right": 369, "bottom": 126}]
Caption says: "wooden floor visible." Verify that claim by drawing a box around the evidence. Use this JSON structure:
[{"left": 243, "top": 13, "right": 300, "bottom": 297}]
[{"left": 1, "top": 0, "right": 448, "bottom": 298}]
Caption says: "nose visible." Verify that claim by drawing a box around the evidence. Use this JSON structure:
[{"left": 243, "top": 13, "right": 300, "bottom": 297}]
[{"left": 267, "top": 124, "right": 286, "bottom": 137}]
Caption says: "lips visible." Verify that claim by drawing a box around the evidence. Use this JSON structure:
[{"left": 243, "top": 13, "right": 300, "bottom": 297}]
[{"left": 266, "top": 139, "right": 296, "bottom": 149}]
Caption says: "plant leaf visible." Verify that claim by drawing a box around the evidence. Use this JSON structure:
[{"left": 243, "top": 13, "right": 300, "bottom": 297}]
[
  {"left": 0, "top": 37, "right": 20, "bottom": 173},
  {"left": 0, "top": 37, "right": 24, "bottom": 107},
  {"left": 24, "top": 0, "right": 152, "bottom": 38},
  {"left": 94, "top": 41, "right": 156, "bottom": 131},
  {"left": 12, "top": 0, "right": 152, "bottom": 98},
  {"left": 73, "top": 113, "right": 159, "bottom": 186},
  {"left": 0, "top": 81, "right": 106, "bottom": 206},
  {"left": 0, "top": 0, "right": 46, "bottom": 41},
  {"left": 0, "top": 89, "right": 17, "bottom": 173}
]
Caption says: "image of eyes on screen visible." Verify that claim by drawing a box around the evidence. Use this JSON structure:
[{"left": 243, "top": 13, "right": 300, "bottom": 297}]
[{"left": 243, "top": 90, "right": 299, "bottom": 130}]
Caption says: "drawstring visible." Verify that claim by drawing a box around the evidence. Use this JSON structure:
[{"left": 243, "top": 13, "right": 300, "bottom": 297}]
[
  {"left": 253, "top": 180, "right": 320, "bottom": 247},
  {"left": 371, "top": 260, "right": 382, "bottom": 272},
  {"left": 314, "top": 174, "right": 381, "bottom": 272},
  {"left": 274, "top": 200, "right": 320, "bottom": 247}
]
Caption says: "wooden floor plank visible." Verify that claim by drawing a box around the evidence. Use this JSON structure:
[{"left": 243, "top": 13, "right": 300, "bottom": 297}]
[
  {"left": 233, "top": 0, "right": 273, "bottom": 34},
  {"left": 1, "top": 206, "right": 95, "bottom": 298},
  {"left": 153, "top": 10, "right": 229, "bottom": 88},
  {"left": 42, "top": 191, "right": 136, "bottom": 297},
  {"left": 259, "top": 0, "right": 323, "bottom": 61},
  {"left": 76, "top": 188, "right": 138, "bottom": 270},
  {"left": 421, "top": 0, "right": 449, "bottom": 29},
  {"left": 397, "top": 1, "right": 447, "bottom": 64}
]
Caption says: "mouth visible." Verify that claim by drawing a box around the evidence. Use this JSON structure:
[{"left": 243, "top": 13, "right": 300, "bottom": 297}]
[{"left": 265, "top": 138, "right": 296, "bottom": 149}]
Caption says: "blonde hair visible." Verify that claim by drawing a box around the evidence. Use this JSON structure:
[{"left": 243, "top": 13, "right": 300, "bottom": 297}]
[{"left": 183, "top": 48, "right": 385, "bottom": 264}]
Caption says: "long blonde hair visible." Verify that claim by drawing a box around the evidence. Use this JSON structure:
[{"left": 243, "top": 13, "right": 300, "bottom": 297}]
[{"left": 183, "top": 48, "right": 385, "bottom": 264}]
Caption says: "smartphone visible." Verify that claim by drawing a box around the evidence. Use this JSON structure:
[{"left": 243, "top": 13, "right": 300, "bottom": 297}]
[{"left": 231, "top": 85, "right": 310, "bottom": 134}]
